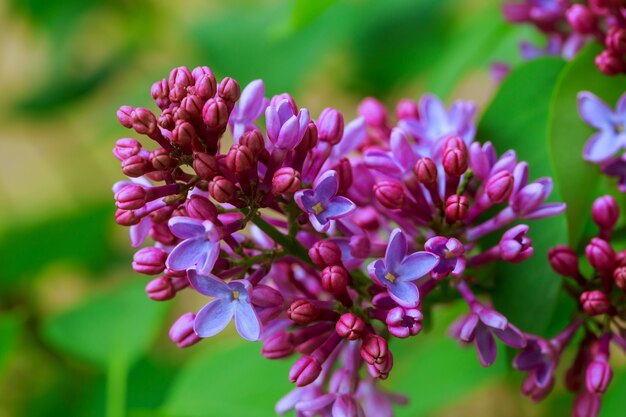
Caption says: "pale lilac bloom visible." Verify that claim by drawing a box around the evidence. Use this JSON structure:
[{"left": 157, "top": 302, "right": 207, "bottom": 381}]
[
  {"left": 424, "top": 237, "right": 466, "bottom": 279},
  {"left": 364, "top": 128, "right": 419, "bottom": 179},
  {"left": 356, "top": 378, "right": 407, "bottom": 417},
  {"left": 229, "top": 79, "right": 268, "bottom": 141},
  {"left": 295, "top": 170, "right": 356, "bottom": 232},
  {"left": 578, "top": 91, "right": 626, "bottom": 163},
  {"left": 509, "top": 163, "right": 566, "bottom": 219},
  {"left": 367, "top": 229, "right": 439, "bottom": 308},
  {"left": 166, "top": 216, "right": 221, "bottom": 274},
  {"left": 188, "top": 270, "right": 261, "bottom": 341},
  {"left": 266, "top": 98, "right": 310, "bottom": 150},
  {"left": 296, "top": 370, "right": 365, "bottom": 417},
  {"left": 520, "top": 36, "right": 562, "bottom": 60},
  {"left": 276, "top": 384, "right": 330, "bottom": 417}
]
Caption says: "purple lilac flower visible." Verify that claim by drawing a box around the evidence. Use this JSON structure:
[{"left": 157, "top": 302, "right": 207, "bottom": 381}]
[
  {"left": 165, "top": 216, "right": 221, "bottom": 275},
  {"left": 579, "top": 91, "right": 626, "bottom": 163},
  {"left": 424, "top": 237, "right": 465, "bottom": 279},
  {"left": 266, "top": 98, "right": 310, "bottom": 151},
  {"left": 229, "top": 79, "right": 267, "bottom": 141}
]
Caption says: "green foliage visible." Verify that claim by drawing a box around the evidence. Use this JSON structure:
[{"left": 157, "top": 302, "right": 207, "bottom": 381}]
[
  {"left": 291, "top": 0, "right": 338, "bottom": 30},
  {"left": 0, "top": 313, "right": 21, "bottom": 374}
]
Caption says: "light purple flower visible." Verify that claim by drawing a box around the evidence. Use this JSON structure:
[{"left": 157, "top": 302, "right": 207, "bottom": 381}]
[
  {"left": 356, "top": 378, "right": 407, "bottom": 417},
  {"left": 601, "top": 155, "right": 626, "bottom": 192},
  {"left": 579, "top": 91, "right": 626, "bottom": 163},
  {"left": 364, "top": 128, "right": 419, "bottom": 178},
  {"left": 295, "top": 170, "right": 356, "bottom": 232},
  {"left": 510, "top": 163, "right": 566, "bottom": 219},
  {"left": 499, "top": 224, "right": 533, "bottom": 263},
  {"left": 424, "top": 236, "right": 466, "bottom": 279},
  {"left": 230, "top": 79, "right": 268, "bottom": 141},
  {"left": 295, "top": 370, "right": 365, "bottom": 417},
  {"left": 503, "top": 0, "right": 567, "bottom": 24},
  {"left": 513, "top": 337, "right": 559, "bottom": 390},
  {"left": 367, "top": 229, "right": 439, "bottom": 308},
  {"left": 188, "top": 270, "right": 261, "bottom": 341},
  {"left": 266, "top": 98, "right": 310, "bottom": 150},
  {"left": 166, "top": 216, "right": 221, "bottom": 274}
]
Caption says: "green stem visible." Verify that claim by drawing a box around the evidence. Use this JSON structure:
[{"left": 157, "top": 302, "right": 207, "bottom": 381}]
[
  {"left": 251, "top": 215, "right": 313, "bottom": 266},
  {"left": 106, "top": 351, "right": 128, "bottom": 417}
]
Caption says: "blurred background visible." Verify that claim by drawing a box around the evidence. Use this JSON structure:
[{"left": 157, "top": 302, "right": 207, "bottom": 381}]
[{"left": 0, "top": 0, "right": 622, "bottom": 416}]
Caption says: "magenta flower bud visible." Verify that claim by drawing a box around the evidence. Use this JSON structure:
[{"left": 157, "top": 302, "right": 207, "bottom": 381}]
[
  {"left": 353, "top": 207, "right": 380, "bottom": 230},
  {"left": 595, "top": 50, "right": 625, "bottom": 76},
  {"left": 115, "top": 208, "right": 139, "bottom": 226},
  {"left": 499, "top": 224, "right": 533, "bottom": 263},
  {"left": 335, "top": 158, "right": 353, "bottom": 195},
  {"left": 442, "top": 147, "right": 469, "bottom": 177},
  {"left": 145, "top": 276, "right": 175, "bottom": 301},
  {"left": 445, "top": 194, "right": 469, "bottom": 222},
  {"left": 374, "top": 181, "right": 404, "bottom": 210},
  {"left": 158, "top": 109, "right": 175, "bottom": 131},
  {"left": 202, "top": 98, "right": 230, "bottom": 131},
  {"left": 335, "top": 313, "right": 365, "bottom": 340},
  {"left": 150, "top": 222, "right": 177, "bottom": 245},
  {"left": 321, "top": 265, "right": 349, "bottom": 294},
  {"left": 592, "top": 195, "right": 619, "bottom": 231},
  {"left": 192, "top": 152, "right": 219, "bottom": 181},
  {"left": 486, "top": 171, "right": 514, "bottom": 203},
  {"left": 442, "top": 136, "right": 467, "bottom": 155},
  {"left": 132, "top": 247, "right": 167, "bottom": 275},
  {"left": 113, "top": 138, "right": 141, "bottom": 161},
  {"left": 613, "top": 266, "right": 626, "bottom": 290},
  {"left": 180, "top": 94, "right": 203, "bottom": 120},
  {"left": 208, "top": 176, "right": 236, "bottom": 203},
  {"left": 585, "top": 238, "right": 615, "bottom": 272},
  {"left": 607, "top": 27, "right": 626, "bottom": 54},
  {"left": 548, "top": 245, "right": 581, "bottom": 278},
  {"left": 272, "top": 167, "right": 302, "bottom": 195},
  {"left": 239, "top": 129, "right": 265, "bottom": 155},
  {"left": 116, "top": 105, "right": 134, "bottom": 128},
  {"left": 194, "top": 74, "right": 217, "bottom": 100},
  {"left": 367, "top": 351, "right": 393, "bottom": 379},
  {"left": 191, "top": 66, "right": 214, "bottom": 81},
  {"left": 386, "top": 306, "right": 423, "bottom": 339},
  {"left": 586, "top": 359, "right": 613, "bottom": 394},
  {"left": 358, "top": 97, "right": 387, "bottom": 127},
  {"left": 251, "top": 284, "right": 284, "bottom": 308},
  {"left": 616, "top": 250, "right": 626, "bottom": 267},
  {"left": 185, "top": 195, "right": 218, "bottom": 221},
  {"left": 289, "top": 355, "right": 322, "bottom": 387},
  {"left": 115, "top": 184, "right": 147, "bottom": 210},
  {"left": 122, "top": 155, "right": 149, "bottom": 177},
  {"left": 262, "top": 331, "right": 294, "bottom": 359},
  {"left": 151, "top": 78, "right": 170, "bottom": 109},
  {"left": 580, "top": 290, "right": 612, "bottom": 316},
  {"left": 360, "top": 334, "right": 388, "bottom": 365},
  {"left": 395, "top": 98, "right": 419, "bottom": 120},
  {"left": 572, "top": 391, "right": 601, "bottom": 417},
  {"left": 349, "top": 234, "right": 370, "bottom": 258},
  {"left": 169, "top": 312, "right": 201, "bottom": 348},
  {"left": 308, "top": 241, "right": 342, "bottom": 268},
  {"left": 317, "top": 108, "right": 344, "bottom": 145},
  {"left": 168, "top": 66, "right": 193, "bottom": 88},
  {"left": 218, "top": 77, "right": 241, "bottom": 104},
  {"left": 288, "top": 300, "right": 319, "bottom": 325},
  {"left": 295, "top": 121, "right": 318, "bottom": 152},
  {"left": 150, "top": 148, "right": 174, "bottom": 171},
  {"left": 415, "top": 157, "right": 438, "bottom": 184},
  {"left": 132, "top": 108, "right": 158, "bottom": 136},
  {"left": 226, "top": 144, "right": 254, "bottom": 174},
  {"left": 566, "top": 5, "right": 597, "bottom": 34},
  {"left": 168, "top": 84, "right": 187, "bottom": 103}
]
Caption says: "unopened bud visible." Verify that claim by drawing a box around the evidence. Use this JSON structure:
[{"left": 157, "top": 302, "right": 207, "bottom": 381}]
[
  {"left": 414, "top": 157, "right": 438, "bottom": 183},
  {"left": 262, "top": 331, "right": 294, "bottom": 359},
  {"left": 336, "top": 313, "right": 365, "bottom": 340},
  {"left": 548, "top": 245, "right": 581, "bottom": 278},
  {"left": 486, "top": 171, "right": 514, "bottom": 203},
  {"left": 192, "top": 153, "right": 219, "bottom": 180},
  {"left": 360, "top": 334, "right": 388, "bottom": 365},
  {"left": 442, "top": 147, "right": 468, "bottom": 177},
  {"left": 318, "top": 108, "right": 344, "bottom": 145},
  {"left": 585, "top": 238, "right": 615, "bottom": 272},
  {"left": 272, "top": 167, "right": 301, "bottom": 195},
  {"left": 592, "top": 195, "right": 619, "bottom": 231},
  {"left": 115, "top": 184, "right": 147, "bottom": 210},
  {"left": 445, "top": 194, "right": 469, "bottom": 222},
  {"left": 596, "top": 50, "right": 625, "bottom": 76},
  {"left": 202, "top": 98, "right": 230, "bottom": 131},
  {"left": 289, "top": 355, "right": 322, "bottom": 386},
  {"left": 208, "top": 176, "right": 236, "bottom": 203},
  {"left": 150, "top": 148, "right": 174, "bottom": 171},
  {"left": 145, "top": 276, "right": 175, "bottom": 301},
  {"left": 218, "top": 77, "right": 241, "bottom": 104},
  {"left": 309, "top": 241, "right": 342, "bottom": 268},
  {"left": 396, "top": 98, "right": 419, "bottom": 120},
  {"left": 113, "top": 138, "right": 141, "bottom": 161},
  {"left": 186, "top": 195, "right": 218, "bottom": 221},
  {"left": 580, "top": 290, "right": 612, "bottom": 316},
  {"left": 359, "top": 97, "right": 388, "bottom": 127},
  {"left": 226, "top": 144, "right": 254, "bottom": 173},
  {"left": 321, "top": 265, "right": 349, "bottom": 294},
  {"left": 566, "top": 5, "right": 597, "bottom": 34},
  {"left": 607, "top": 27, "right": 626, "bottom": 54},
  {"left": 122, "top": 155, "right": 149, "bottom": 177},
  {"left": 169, "top": 312, "right": 201, "bottom": 348},
  {"left": 288, "top": 300, "right": 319, "bottom": 325},
  {"left": 132, "top": 247, "right": 167, "bottom": 275},
  {"left": 374, "top": 181, "right": 404, "bottom": 210}
]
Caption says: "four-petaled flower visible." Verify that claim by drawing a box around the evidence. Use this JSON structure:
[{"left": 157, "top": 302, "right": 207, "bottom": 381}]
[
  {"left": 188, "top": 270, "right": 261, "bottom": 341},
  {"left": 295, "top": 170, "right": 356, "bottom": 232},
  {"left": 424, "top": 236, "right": 466, "bottom": 279},
  {"left": 513, "top": 337, "right": 559, "bottom": 391},
  {"left": 578, "top": 91, "right": 626, "bottom": 163},
  {"left": 367, "top": 229, "right": 440, "bottom": 308},
  {"left": 166, "top": 217, "right": 221, "bottom": 275}
]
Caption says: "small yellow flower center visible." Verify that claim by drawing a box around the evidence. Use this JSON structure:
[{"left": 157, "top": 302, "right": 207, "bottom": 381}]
[
  {"left": 617, "top": 124, "right": 625, "bottom": 133},
  {"left": 312, "top": 202, "right": 325, "bottom": 215},
  {"left": 445, "top": 250, "right": 456, "bottom": 259},
  {"left": 385, "top": 272, "right": 397, "bottom": 283},
  {"left": 232, "top": 290, "right": 240, "bottom": 300}
]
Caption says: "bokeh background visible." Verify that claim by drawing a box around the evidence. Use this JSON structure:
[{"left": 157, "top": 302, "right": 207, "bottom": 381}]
[{"left": 0, "top": 0, "right": 624, "bottom": 416}]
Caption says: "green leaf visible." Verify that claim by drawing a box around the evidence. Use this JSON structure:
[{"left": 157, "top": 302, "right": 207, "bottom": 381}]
[
  {"left": 548, "top": 43, "right": 626, "bottom": 248},
  {"left": 162, "top": 341, "right": 293, "bottom": 417},
  {"left": 602, "top": 369, "right": 626, "bottom": 416},
  {"left": 477, "top": 57, "right": 568, "bottom": 334},
  {"left": 0, "top": 313, "right": 21, "bottom": 374},
  {"left": 41, "top": 280, "right": 168, "bottom": 369},
  {"left": 291, "top": 0, "right": 337, "bottom": 30}
]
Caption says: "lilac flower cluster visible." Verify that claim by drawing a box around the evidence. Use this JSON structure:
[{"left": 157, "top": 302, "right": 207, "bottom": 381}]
[
  {"left": 502, "top": 0, "right": 626, "bottom": 75},
  {"left": 112, "top": 66, "right": 565, "bottom": 416}
]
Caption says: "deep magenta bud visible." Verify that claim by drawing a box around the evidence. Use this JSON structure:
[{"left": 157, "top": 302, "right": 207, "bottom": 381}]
[
  {"left": 122, "top": 155, "right": 149, "bottom": 177},
  {"left": 226, "top": 144, "right": 254, "bottom": 173},
  {"left": 217, "top": 77, "right": 241, "bottom": 104},
  {"left": 395, "top": 98, "right": 419, "bottom": 120},
  {"left": 117, "top": 105, "right": 134, "bottom": 128},
  {"left": 441, "top": 136, "right": 467, "bottom": 155},
  {"left": 367, "top": 351, "right": 393, "bottom": 379},
  {"left": 580, "top": 290, "right": 612, "bottom": 316},
  {"left": 251, "top": 284, "right": 284, "bottom": 308},
  {"left": 186, "top": 195, "right": 218, "bottom": 221},
  {"left": 272, "top": 167, "right": 302, "bottom": 195},
  {"left": 592, "top": 195, "right": 619, "bottom": 230},
  {"left": 169, "top": 312, "right": 201, "bottom": 348},
  {"left": 359, "top": 97, "right": 388, "bottom": 127},
  {"left": 194, "top": 74, "right": 217, "bottom": 100},
  {"left": 336, "top": 313, "right": 365, "bottom": 340},
  {"left": 151, "top": 78, "right": 170, "bottom": 109},
  {"left": 132, "top": 247, "right": 167, "bottom": 275},
  {"left": 288, "top": 300, "right": 319, "bottom": 325},
  {"left": 445, "top": 194, "right": 469, "bottom": 221},
  {"left": 595, "top": 50, "right": 625, "bottom": 76},
  {"left": 150, "top": 148, "right": 174, "bottom": 171},
  {"left": 115, "top": 184, "right": 147, "bottom": 210},
  {"left": 115, "top": 209, "right": 139, "bottom": 226},
  {"left": 374, "top": 181, "right": 404, "bottom": 210},
  {"left": 586, "top": 359, "right": 613, "bottom": 394},
  {"left": 566, "top": 5, "right": 597, "bottom": 34},
  {"left": 335, "top": 158, "right": 353, "bottom": 194},
  {"left": 548, "top": 245, "right": 580, "bottom": 277},
  {"left": 486, "top": 171, "right": 514, "bottom": 203},
  {"left": 191, "top": 66, "right": 214, "bottom": 81},
  {"left": 585, "top": 238, "right": 615, "bottom": 272},
  {"left": 607, "top": 27, "right": 626, "bottom": 54},
  {"left": 132, "top": 108, "right": 158, "bottom": 136},
  {"left": 180, "top": 94, "right": 203, "bottom": 120},
  {"left": 192, "top": 152, "right": 219, "bottom": 180},
  {"left": 360, "top": 334, "right": 388, "bottom": 365},
  {"left": 150, "top": 222, "right": 177, "bottom": 245},
  {"left": 145, "top": 276, "right": 175, "bottom": 301},
  {"left": 289, "top": 355, "right": 322, "bottom": 386},
  {"left": 262, "top": 331, "right": 294, "bottom": 359},
  {"left": 414, "top": 157, "right": 438, "bottom": 183},
  {"left": 308, "top": 241, "right": 342, "bottom": 268},
  {"left": 442, "top": 147, "right": 468, "bottom": 176},
  {"left": 169, "top": 66, "right": 193, "bottom": 88},
  {"left": 296, "top": 121, "right": 319, "bottom": 152},
  {"left": 318, "top": 108, "right": 344, "bottom": 145},
  {"left": 113, "top": 138, "right": 141, "bottom": 161},
  {"left": 202, "top": 98, "right": 230, "bottom": 131},
  {"left": 613, "top": 266, "right": 626, "bottom": 290},
  {"left": 239, "top": 129, "right": 265, "bottom": 155},
  {"left": 208, "top": 176, "right": 236, "bottom": 203},
  {"left": 321, "top": 265, "right": 349, "bottom": 294},
  {"left": 158, "top": 109, "right": 175, "bottom": 130},
  {"left": 168, "top": 84, "right": 186, "bottom": 103}
]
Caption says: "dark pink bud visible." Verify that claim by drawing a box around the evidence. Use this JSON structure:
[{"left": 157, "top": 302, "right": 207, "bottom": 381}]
[
  {"left": 595, "top": 50, "right": 625, "bottom": 76},
  {"left": 308, "top": 241, "right": 342, "bottom": 268},
  {"left": 572, "top": 391, "right": 601, "bottom": 417},
  {"left": 150, "top": 222, "right": 177, "bottom": 245},
  {"left": 226, "top": 144, "right": 254, "bottom": 173},
  {"left": 132, "top": 247, "right": 167, "bottom": 275},
  {"left": 374, "top": 181, "right": 404, "bottom": 210},
  {"left": 548, "top": 245, "right": 580, "bottom": 277},
  {"left": 441, "top": 136, "right": 467, "bottom": 155},
  {"left": 349, "top": 234, "right": 370, "bottom": 258},
  {"left": 262, "top": 331, "right": 294, "bottom": 359},
  {"left": 499, "top": 225, "right": 533, "bottom": 263},
  {"left": 353, "top": 207, "right": 379, "bottom": 230},
  {"left": 442, "top": 147, "right": 468, "bottom": 177},
  {"left": 115, "top": 209, "right": 139, "bottom": 226},
  {"left": 145, "top": 276, "right": 175, "bottom": 301},
  {"left": 122, "top": 155, "right": 149, "bottom": 177},
  {"left": 191, "top": 66, "right": 214, "bottom": 81},
  {"left": 288, "top": 300, "right": 319, "bottom": 325},
  {"left": 289, "top": 355, "right": 322, "bottom": 386},
  {"left": 113, "top": 138, "right": 141, "bottom": 161},
  {"left": 445, "top": 194, "right": 469, "bottom": 222},
  {"left": 202, "top": 98, "right": 229, "bottom": 131},
  {"left": 321, "top": 265, "right": 349, "bottom": 294},
  {"left": 169, "top": 312, "right": 201, "bottom": 348},
  {"left": 585, "top": 238, "right": 615, "bottom": 272},
  {"left": 117, "top": 105, "right": 134, "bottom": 128},
  {"left": 151, "top": 78, "right": 170, "bottom": 110},
  {"left": 295, "top": 121, "right": 318, "bottom": 152},
  {"left": 580, "top": 290, "right": 612, "bottom": 316},
  {"left": 251, "top": 284, "right": 284, "bottom": 308},
  {"left": 168, "top": 84, "right": 187, "bottom": 103},
  {"left": 272, "top": 167, "right": 302, "bottom": 195},
  {"left": 318, "top": 108, "right": 344, "bottom": 145},
  {"left": 132, "top": 108, "right": 158, "bottom": 136},
  {"left": 360, "top": 334, "right": 388, "bottom": 365},
  {"left": 194, "top": 74, "right": 217, "bottom": 101},
  {"left": 414, "top": 157, "right": 438, "bottom": 184},
  {"left": 616, "top": 250, "right": 626, "bottom": 267},
  {"left": 613, "top": 266, "right": 626, "bottom": 290},
  {"left": 180, "top": 94, "right": 203, "bottom": 120},
  {"left": 592, "top": 195, "right": 619, "bottom": 230},
  {"left": 168, "top": 66, "right": 193, "bottom": 88},
  {"left": 367, "top": 352, "right": 393, "bottom": 379},
  {"left": 115, "top": 184, "right": 147, "bottom": 210},
  {"left": 566, "top": 5, "right": 597, "bottom": 34},
  {"left": 359, "top": 97, "right": 387, "bottom": 127},
  {"left": 335, "top": 313, "right": 365, "bottom": 340},
  {"left": 208, "top": 176, "right": 236, "bottom": 203},
  {"left": 586, "top": 359, "right": 613, "bottom": 394},
  {"left": 335, "top": 158, "right": 353, "bottom": 194},
  {"left": 217, "top": 77, "right": 241, "bottom": 104},
  {"left": 185, "top": 195, "right": 218, "bottom": 221},
  {"left": 607, "top": 27, "right": 626, "bottom": 54},
  {"left": 486, "top": 171, "right": 514, "bottom": 203},
  {"left": 395, "top": 98, "right": 419, "bottom": 120},
  {"left": 192, "top": 152, "right": 219, "bottom": 180},
  {"left": 150, "top": 148, "right": 174, "bottom": 171},
  {"left": 239, "top": 129, "right": 265, "bottom": 155},
  {"left": 158, "top": 109, "right": 175, "bottom": 131}
]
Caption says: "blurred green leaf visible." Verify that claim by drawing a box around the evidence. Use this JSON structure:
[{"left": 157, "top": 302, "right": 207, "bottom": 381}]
[
  {"left": 477, "top": 57, "right": 568, "bottom": 334},
  {"left": 291, "top": 0, "right": 337, "bottom": 30},
  {"left": 548, "top": 44, "right": 626, "bottom": 248},
  {"left": 602, "top": 369, "right": 626, "bottom": 416},
  {"left": 162, "top": 341, "right": 293, "bottom": 417},
  {"left": 0, "top": 313, "right": 21, "bottom": 374},
  {"left": 41, "top": 280, "right": 168, "bottom": 369}
]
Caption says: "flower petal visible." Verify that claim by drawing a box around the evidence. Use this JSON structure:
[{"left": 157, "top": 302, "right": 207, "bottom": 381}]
[
  {"left": 194, "top": 298, "right": 235, "bottom": 337},
  {"left": 395, "top": 251, "right": 439, "bottom": 282},
  {"left": 187, "top": 269, "right": 231, "bottom": 297},
  {"left": 578, "top": 91, "right": 614, "bottom": 130},
  {"left": 493, "top": 324, "right": 526, "bottom": 348},
  {"left": 474, "top": 325, "right": 497, "bottom": 366},
  {"left": 458, "top": 314, "right": 479, "bottom": 342},
  {"left": 166, "top": 238, "right": 206, "bottom": 271},
  {"left": 168, "top": 216, "right": 207, "bottom": 239},
  {"left": 385, "top": 229, "right": 407, "bottom": 274},
  {"left": 130, "top": 216, "right": 152, "bottom": 247},
  {"left": 583, "top": 130, "right": 622, "bottom": 163},
  {"left": 295, "top": 394, "right": 335, "bottom": 412},
  {"left": 314, "top": 170, "right": 339, "bottom": 205},
  {"left": 234, "top": 299, "right": 261, "bottom": 341},
  {"left": 196, "top": 242, "right": 220, "bottom": 275},
  {"left": 387, "top": 281, "right": 419, "bottom": 308},
  {"left": 477, "top": 308, "right": 508, "bottom": 330},
  {"left": 320, "top": 196, "right": 356, "bottom": 222}
]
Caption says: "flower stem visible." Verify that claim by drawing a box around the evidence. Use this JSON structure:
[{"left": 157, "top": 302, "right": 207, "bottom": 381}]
[{"left": 251, "top": 214, "right": 314, "bottom": 266}]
